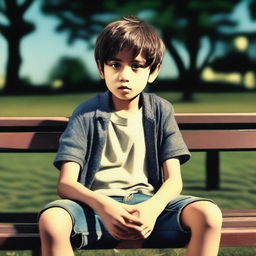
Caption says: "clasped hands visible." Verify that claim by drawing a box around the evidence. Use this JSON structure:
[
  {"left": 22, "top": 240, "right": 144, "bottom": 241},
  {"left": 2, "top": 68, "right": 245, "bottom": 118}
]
[{"left": 97, "top": 197, "right": 158, "bottom": 241}]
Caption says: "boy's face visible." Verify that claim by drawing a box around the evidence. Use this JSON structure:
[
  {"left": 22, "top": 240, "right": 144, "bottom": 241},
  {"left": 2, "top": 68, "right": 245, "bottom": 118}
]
[{"left": 98, "top": 48, "right": 160, "bottom": 107}]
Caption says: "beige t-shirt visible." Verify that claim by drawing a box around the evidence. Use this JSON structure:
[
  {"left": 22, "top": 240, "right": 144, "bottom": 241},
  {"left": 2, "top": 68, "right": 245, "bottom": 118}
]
[{"left": 91, "top": 108, "right": 154, "bottom": 196}]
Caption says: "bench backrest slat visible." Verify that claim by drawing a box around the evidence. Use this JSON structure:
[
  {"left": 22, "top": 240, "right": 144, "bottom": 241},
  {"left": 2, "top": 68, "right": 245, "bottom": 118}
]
[
  {"left": 175, "top": 113, "right": 256, "bottom": 124},
  {"left": 0, "top": 117, "right": 68, "bottom": 127},
  {"left": 1, "top": 130, "right": 256, "bottom": 152},
  {"left": 0, "top": 115, "right": 256, "bottom": 152},
  {"left": 182, "top": 130, "right": 256, "bottom": 150},
  {"left": 0, "top": 132, "right": 60, "bottom": 152},
  {"left": 0, "top": 117, "right": 68, "bottom": 133}
]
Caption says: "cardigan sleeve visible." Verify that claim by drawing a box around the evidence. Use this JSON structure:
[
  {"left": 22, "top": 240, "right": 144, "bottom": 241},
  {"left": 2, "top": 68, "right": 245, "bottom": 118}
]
[
  {"left": 159, "top": 101, "right": 191, "bottom": 165},
  {"left": 54, "top": 114, "right": 87, "bottom": 170}
]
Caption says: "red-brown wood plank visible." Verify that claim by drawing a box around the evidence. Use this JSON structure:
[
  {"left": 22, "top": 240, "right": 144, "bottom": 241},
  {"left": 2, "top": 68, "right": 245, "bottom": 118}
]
[
  {"left": 182, "top": 130, "right": 256, "bottom": 150},
  {"left": 222, "top": 209, "right": 256, "bottom": 217},
  {"left": 1, "top": 130, "right": 256, "bottom": 152},
  {"left": 1, "top": 210, "right": 256, "bottom": 248},
  {"left": 1, "top": 225, "right": 256, "bottom": 247},
  {"left": 0, "top": 117, "right": 68, "bottom": 127},
  {"left": 223, "top": 217, "right": 256, "bottom": 227},
  {"left": 175, "top": 113, "right": 256, "bottom": 124},
  {"left": 221, "top": 227, "right": 256, "bottom": 247},
  {"left": 221, "top": 209, "right": 256, "bottom": 246},
  {"left": 1, "top": 114, "right": 256, "bottom": 126},
  {"left": 0, "top": 132, "right": 61, "bottom": 151}
]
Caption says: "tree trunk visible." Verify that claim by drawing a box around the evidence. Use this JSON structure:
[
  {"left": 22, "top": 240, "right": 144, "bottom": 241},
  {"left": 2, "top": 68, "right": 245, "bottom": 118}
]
[
  {"left": 179, "top": 71, "right": 195, "bottom": 102},
  {"left": 4, "top": 36, "right": 22, "bottom": 94}
]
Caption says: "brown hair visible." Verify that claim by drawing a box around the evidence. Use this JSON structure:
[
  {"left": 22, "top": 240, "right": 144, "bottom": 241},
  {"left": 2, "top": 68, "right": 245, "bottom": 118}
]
[{"left": 95, "top": 16, "right": 165, "bottom": 73}]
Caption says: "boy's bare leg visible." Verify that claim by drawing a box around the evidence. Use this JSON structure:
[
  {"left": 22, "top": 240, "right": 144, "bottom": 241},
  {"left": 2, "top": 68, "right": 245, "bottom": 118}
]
[
  {"left": 39, "top": 207, "right": 74, "bottom": 256},
  {"left": 181, "top": 201, "right": 222, "bottom": 256}
]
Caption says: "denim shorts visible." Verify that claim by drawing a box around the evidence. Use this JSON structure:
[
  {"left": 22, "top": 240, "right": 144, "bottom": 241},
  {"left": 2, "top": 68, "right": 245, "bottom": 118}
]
[{"left": 39, "top": 194, "right": 213, "bottom": 249}]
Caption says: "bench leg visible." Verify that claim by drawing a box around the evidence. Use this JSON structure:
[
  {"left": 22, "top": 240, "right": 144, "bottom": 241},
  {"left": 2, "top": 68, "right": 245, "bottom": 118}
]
[{"left": 206, "top": 151, "right": 220, "bottom": 190}]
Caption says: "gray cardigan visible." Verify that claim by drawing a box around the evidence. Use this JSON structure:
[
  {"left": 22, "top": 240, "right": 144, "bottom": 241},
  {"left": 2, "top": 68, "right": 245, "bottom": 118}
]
[{"left": 54, "top": 91, "right": 190, "bottom": 191}]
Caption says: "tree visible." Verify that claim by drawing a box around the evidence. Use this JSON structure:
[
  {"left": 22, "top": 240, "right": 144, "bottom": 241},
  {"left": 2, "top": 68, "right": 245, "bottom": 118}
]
[
  {"left": 41, "top": 0, "right": 240, "bottom": 100},
  {"left": 48, "top": 56, "right": 90, "bottom": 91},
  {"left": 0, "top": 0, "right": 35, "bottom": 94},
  {"left": 248, "top": 0, "right": 256, "bottom": 70},
  {"left": 249, "top": 0, "right": 256, "bottom": 20},
  {"left": 106, "top": 0, "right": 241, "bottom": 100},
  {"left": 41, "top": 0, "right": 108, "bottom": 45}
]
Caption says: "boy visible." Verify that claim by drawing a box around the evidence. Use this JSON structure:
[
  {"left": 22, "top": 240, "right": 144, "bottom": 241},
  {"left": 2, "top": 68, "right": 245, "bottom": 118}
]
[{"left": 39, "top": 16, "right": 222, "bottom": 256}]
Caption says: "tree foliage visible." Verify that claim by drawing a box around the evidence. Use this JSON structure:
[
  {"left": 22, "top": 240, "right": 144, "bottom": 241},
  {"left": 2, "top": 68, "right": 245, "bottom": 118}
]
[
  {"left": 248, "top": 0, "right": 256, "bottom": 20},
  {"left": 49, "top": 56, "right": 90, "bottom": 91},
  {"left": 41, "top": 0, "right": 241, "bottom": 100},
  {"left": 107, "top": 0, "right": 240, "bottom": 100},
  {"left": 41, "top": 0, "right": 110, "bottom": 45}
]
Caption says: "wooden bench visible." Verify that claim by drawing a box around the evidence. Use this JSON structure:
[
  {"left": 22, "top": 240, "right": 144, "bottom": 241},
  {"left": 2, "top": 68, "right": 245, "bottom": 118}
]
[{"left": 0, "top": 114, "right": 256, "bottom": 254}]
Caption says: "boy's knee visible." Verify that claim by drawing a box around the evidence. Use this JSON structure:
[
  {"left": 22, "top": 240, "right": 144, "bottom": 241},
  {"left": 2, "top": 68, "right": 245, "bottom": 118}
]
[
  {"left": 193, "top": 201, "right": 223, "bottom": 229},
  {"left": 182, "top": 201, "right": 223, "bottom": 230},
  {"left": 39, "top": 207, "right": 73, "bottom": 238}
]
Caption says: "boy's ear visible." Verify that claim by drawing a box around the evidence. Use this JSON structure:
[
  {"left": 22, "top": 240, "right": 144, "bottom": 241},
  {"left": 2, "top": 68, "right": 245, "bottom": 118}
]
[
  {"left": 97, "top": 60, "right": 105, "bottom": 79},
  {"left": 148, "top": 64, "right": 161, "bottom": 83}
]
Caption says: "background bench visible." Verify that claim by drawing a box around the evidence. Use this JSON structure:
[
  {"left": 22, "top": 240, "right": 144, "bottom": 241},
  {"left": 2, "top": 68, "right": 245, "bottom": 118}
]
[{"left": 0, "top": 114, "right": 256, "bottom": 254}]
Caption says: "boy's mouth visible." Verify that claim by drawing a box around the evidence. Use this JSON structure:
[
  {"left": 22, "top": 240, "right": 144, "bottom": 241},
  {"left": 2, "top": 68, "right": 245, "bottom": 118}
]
[{"left": 118, "top": 86, "right": 131, "bottom": 90}]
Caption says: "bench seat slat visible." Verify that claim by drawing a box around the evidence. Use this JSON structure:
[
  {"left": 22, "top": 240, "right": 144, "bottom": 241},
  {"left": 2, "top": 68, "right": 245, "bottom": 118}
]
[
  {"left": 0, "top": 223, "right": 38, "bottom": 232},
  {"left": 0, "top": 213, "right": 38, "bottom": 222},
  {"left": 1, "top": 226, "right": 256, "bottom": 247},
  {"left": 223, "top": 218, "right": 256, "bottom": 227},
  {"left": 222, "top": 209, "right": 256, "bottom": 217},
  {"left": 1, "top": 231, "right": 256, "bottom": 248},
  {"left": 221, "top": 230, "right": 256, "bottom": 247},
  {"left": 1, "top": 210, "right": 256, "bottom": 248},
  {"left": 0, "top": 234, "right": 39, "bottom": 238}
]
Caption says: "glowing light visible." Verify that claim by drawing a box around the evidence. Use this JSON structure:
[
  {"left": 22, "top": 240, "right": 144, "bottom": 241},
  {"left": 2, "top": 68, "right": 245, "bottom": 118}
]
[
  {"left": 244, "top": 72, "right": 255, "bottom": 89},
  {"left": 51, "top": 79, "right": 63, "bottom": 90},
  {"left": 202, "top": 68, "right": 241, "bottom": 84},
  {"left": 0, "top": 75, "right": 5, "bottom": 89},
  {"left": 233, "top": 36, "right": 249, "bottom": 52}
]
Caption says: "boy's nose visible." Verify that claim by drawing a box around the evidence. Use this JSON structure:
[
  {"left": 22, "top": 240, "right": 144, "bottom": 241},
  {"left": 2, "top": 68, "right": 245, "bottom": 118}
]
[{"left": 119, "top": 67, "right": 130, "bottom": 82}]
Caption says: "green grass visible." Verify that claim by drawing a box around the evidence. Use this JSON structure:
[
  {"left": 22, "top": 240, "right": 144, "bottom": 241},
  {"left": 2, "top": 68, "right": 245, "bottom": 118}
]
[
  {"left": 1, "top": 91, "right": 256, "bottom": 117},
  {"left": 1, "top": 152, "right": 256, "bottom": 212},
  {"left": 0, "top": 93, "right": 96, "bottom": 117},
  {"left": 157, "top": 91, "right": 256, "bottom": 113},
  {"left": 1, "top": 91, "right": 256, "bottom": 255}
]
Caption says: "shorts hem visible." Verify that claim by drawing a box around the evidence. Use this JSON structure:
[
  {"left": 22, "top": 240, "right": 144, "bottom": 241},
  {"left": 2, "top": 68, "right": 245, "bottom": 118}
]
[{"left": 38, "top": 201, "right": 76, "bottom": 232}]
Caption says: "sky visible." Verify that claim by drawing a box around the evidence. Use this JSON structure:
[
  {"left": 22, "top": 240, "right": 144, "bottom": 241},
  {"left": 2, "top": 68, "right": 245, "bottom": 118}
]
[
  {"left": 0, "top": 0, "right": 256, "bottom": 86},
  {"left": 0, "top": 0, "right": 98, "bottom": 85}
]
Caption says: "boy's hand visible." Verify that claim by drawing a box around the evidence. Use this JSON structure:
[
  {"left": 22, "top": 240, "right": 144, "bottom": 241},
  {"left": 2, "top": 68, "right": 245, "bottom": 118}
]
[
  {"left": 123, "top": 201, "right": 159, "bottom": 239},
  {"left": 96, "top": 197, "right": 144, "bottom": 240}
]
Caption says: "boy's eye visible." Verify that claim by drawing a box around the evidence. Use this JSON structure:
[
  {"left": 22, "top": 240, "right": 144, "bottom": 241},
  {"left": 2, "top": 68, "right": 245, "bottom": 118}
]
[
  {"left": 131, "top": 63, "right": 143, "bottom": 70},
  {"left": 108, "top": 62, "right": 120, "bottom": 69},
  {"left": 113, "top": 63, "right": 121, "bottom": 69}
]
